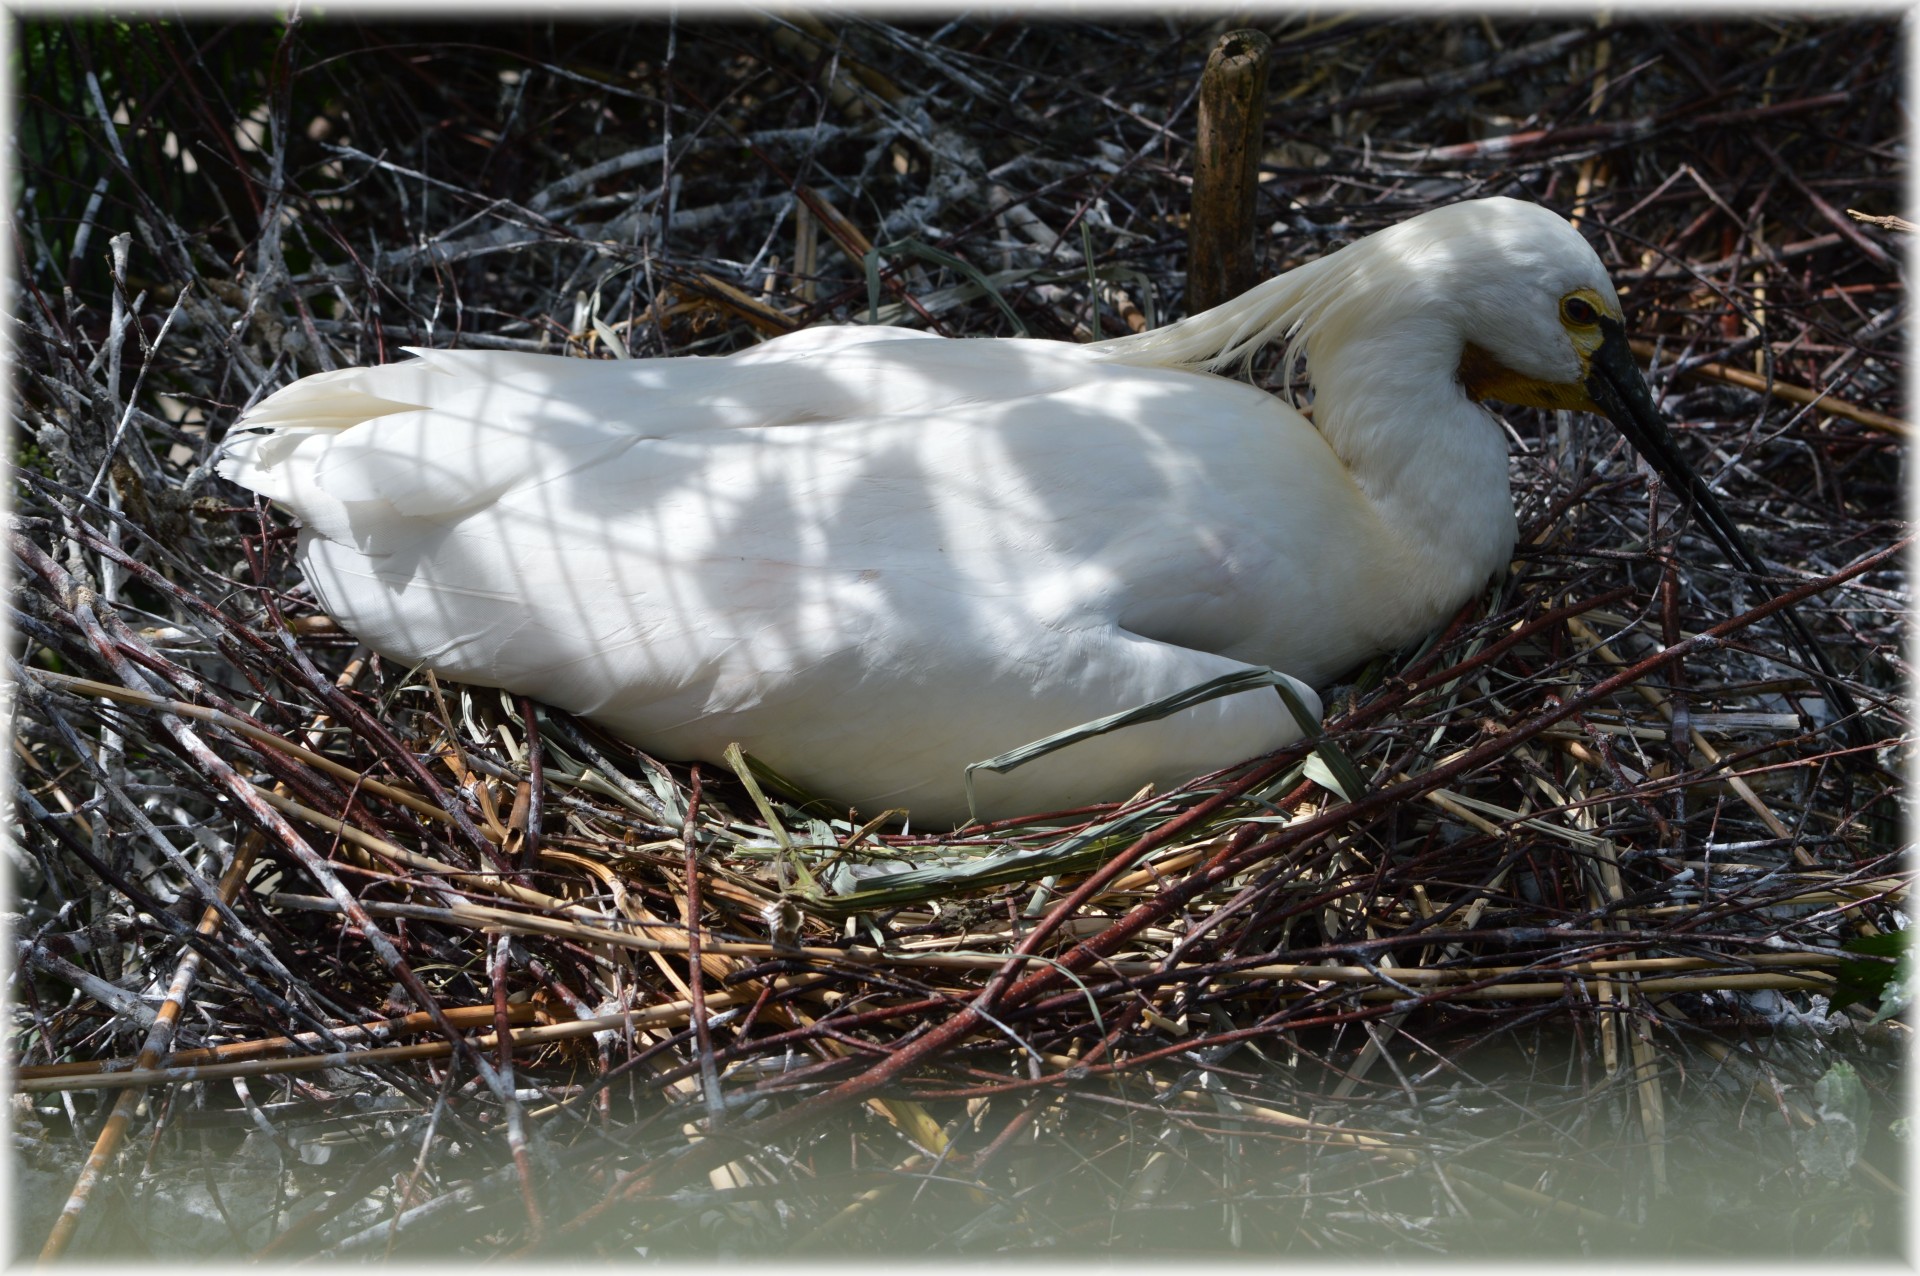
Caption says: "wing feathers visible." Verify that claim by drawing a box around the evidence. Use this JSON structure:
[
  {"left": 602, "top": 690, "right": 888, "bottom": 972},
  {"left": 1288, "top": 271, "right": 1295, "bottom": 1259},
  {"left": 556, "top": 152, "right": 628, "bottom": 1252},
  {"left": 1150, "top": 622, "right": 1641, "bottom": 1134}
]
[{"left": 223, "top": 330, "right": 1343, "bottom": 823}]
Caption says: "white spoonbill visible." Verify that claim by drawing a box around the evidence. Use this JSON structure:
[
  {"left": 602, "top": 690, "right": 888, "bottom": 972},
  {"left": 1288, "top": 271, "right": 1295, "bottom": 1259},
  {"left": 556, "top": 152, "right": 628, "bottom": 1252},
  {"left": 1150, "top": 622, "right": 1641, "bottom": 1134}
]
[{"left": 219, "top": 197, "right": 1815, "bottom": 825}]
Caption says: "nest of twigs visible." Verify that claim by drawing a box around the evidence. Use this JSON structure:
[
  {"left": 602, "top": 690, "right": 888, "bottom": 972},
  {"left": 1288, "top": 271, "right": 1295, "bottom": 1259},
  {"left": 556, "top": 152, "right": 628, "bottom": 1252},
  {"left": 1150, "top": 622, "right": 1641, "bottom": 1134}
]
[{"left": 10, "top": 13, "right": 1909, "bottom": 1260}]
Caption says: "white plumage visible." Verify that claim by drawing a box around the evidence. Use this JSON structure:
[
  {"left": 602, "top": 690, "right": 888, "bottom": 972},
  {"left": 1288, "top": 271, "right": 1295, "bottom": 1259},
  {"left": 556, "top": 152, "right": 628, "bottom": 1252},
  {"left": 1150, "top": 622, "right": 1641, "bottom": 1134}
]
[{"left": 220, "top": 197, "right": 1674, "bottom": 824}]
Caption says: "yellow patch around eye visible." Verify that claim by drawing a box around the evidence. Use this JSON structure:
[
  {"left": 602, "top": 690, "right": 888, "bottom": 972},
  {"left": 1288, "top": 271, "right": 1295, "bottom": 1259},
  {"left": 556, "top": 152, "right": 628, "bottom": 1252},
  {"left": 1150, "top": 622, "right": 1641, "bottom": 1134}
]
[{"left": 1560, "top": 286, "right": 1610, "bottom": 328}]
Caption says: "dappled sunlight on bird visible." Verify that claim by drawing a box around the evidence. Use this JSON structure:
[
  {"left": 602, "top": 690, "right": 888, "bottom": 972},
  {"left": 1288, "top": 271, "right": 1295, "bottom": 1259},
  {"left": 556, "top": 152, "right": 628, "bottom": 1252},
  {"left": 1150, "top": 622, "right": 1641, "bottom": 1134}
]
[{"left": 219, "top": 197, "right": 1746, "bottom": 825}]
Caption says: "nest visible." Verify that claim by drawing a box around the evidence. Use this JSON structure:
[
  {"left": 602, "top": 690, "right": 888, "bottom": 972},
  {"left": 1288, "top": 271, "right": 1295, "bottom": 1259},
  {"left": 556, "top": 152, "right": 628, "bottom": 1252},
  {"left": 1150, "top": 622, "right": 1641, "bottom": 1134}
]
[{"left": 11, "top": 14, "right": 1907, "bottom": 1259}]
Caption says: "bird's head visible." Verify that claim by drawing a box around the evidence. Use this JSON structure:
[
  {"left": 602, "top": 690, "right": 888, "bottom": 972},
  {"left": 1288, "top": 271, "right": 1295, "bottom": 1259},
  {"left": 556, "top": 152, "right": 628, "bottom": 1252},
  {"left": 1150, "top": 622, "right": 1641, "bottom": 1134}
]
[
  {"left": 1421, "top": 200, "right": 1715, "bottom": 561},
  {"left": 1425, "top": 198, "right": 1631, "bottom": 419}
]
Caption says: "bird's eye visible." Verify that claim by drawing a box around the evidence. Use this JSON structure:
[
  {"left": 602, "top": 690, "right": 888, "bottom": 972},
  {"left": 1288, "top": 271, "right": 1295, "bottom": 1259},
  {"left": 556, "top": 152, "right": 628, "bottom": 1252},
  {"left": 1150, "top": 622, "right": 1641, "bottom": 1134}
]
[{"left": 1561, "top": 295, "right": 1600, "bottom": 326}]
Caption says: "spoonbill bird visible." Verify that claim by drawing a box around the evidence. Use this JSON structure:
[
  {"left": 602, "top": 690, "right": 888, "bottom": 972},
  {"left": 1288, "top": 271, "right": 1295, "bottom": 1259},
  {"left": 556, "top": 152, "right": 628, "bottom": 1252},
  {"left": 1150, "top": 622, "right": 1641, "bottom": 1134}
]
[{"left": 219, "top": 197, "right": 1821, "bottom": 825}]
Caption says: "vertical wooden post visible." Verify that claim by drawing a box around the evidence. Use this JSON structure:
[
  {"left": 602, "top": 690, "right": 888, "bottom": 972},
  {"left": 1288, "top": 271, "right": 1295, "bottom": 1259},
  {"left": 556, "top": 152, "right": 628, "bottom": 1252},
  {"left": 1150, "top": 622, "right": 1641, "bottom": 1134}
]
[{"left": 1189, "top": 29, "right": 1272, "bottom": 314}]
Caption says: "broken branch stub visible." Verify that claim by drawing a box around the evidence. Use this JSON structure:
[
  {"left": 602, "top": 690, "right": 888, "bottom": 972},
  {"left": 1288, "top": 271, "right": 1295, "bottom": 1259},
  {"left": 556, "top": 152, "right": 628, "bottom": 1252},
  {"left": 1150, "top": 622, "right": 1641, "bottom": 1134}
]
[{"left": 1189, "top": 29, "right": 1272, "bottom": 314}]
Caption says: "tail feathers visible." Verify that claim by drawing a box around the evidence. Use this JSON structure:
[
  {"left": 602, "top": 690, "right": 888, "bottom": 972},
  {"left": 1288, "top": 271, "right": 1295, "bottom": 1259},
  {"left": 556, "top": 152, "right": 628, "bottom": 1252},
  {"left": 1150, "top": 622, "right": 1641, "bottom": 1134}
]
[
  {"left": 228, "top": 348, "right": 470, "bottom": 431},
  {"left": 217, "top": 350, "right": 468, "bottom": 498},
  {"left": 237, "top": 383, "right": 422, "bottom": 434},
  {"left": 218, "top": 347, "right": 659, "bottom": 531}
]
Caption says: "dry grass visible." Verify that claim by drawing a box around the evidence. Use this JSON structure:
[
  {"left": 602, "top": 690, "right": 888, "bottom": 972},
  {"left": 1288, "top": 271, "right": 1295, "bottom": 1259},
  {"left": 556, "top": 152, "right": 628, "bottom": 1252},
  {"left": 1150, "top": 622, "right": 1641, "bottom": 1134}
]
[{"left": 10, "top": 14, "right": 1907, "bottom": 1259}]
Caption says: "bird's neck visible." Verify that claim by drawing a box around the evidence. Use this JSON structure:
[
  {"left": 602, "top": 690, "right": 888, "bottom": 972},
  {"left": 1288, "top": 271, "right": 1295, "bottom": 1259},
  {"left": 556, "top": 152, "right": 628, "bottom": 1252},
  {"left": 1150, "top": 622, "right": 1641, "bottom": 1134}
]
[
  {"left": 1313, "top": 325, "right": 1518, "bottom": 585},
  {"left": 1090, "top": 239, "right": 1517, "bottom": 588}
]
